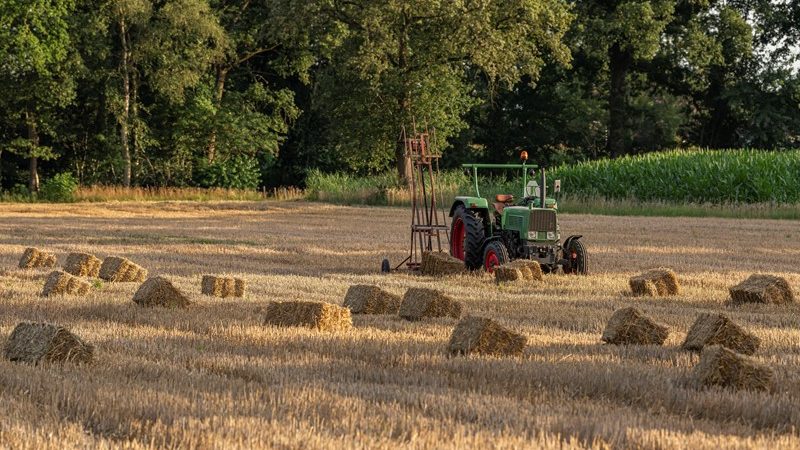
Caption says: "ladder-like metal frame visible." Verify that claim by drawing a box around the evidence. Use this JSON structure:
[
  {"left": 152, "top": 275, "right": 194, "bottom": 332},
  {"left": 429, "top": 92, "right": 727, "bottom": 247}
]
[{"left": 395, "top": 124, "right": 450, "bottom": 271}]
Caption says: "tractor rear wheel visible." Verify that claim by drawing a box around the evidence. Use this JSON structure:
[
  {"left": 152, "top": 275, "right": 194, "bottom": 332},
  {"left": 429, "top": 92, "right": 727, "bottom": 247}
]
[
  {"left": 450, "top": 205, "right": 485, "bottom": 270},
  {"left": 563, "top": 239, "right": 589, "bottom": 275},
  {"left": 482, "top": 240, "right": 509, "bottom": 272}
]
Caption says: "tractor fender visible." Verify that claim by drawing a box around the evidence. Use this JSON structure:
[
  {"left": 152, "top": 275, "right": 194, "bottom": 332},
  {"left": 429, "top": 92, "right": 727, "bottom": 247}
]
[
  {"left": 449, "top": 196, "right": 489, "bottom": 217},
  {"left": 451, "top": 197, "right": 492, "bottom": 237},
  {"left": 448, "top": 201, "right": 465, "bottom": 217},
  {"left": 562, "top": 235, "right": 583, "bottom": 251}
]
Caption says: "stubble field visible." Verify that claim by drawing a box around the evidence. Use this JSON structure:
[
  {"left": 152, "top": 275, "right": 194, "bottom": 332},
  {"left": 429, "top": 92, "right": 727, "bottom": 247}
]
[{"left": 0, "top": 201, "right": 799, "bottom": 449}]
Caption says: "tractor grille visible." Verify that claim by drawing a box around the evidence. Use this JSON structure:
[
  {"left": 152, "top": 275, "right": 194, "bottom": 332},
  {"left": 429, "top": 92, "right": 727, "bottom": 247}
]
[{"left": 529, "top": 210, "right": 556, "bottom": 233}]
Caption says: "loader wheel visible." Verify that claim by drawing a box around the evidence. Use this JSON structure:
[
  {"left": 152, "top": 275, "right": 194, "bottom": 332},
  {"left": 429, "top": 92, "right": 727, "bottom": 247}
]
[
  {"left": 563, "top": 239, "right": 589, "bottom": 275},
  {"left": 483, "top": 240, "right": 509, "bottom": 273},
  {"left": 450, "top": 205, "right": 485, "bottom": 270}
]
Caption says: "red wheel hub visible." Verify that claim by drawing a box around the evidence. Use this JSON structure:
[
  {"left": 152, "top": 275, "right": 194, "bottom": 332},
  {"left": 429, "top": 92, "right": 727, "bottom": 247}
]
[
  {"left": 451, "top": 217, "right": 465, "bottom": 260},
  {"left": 568, "top": 251, "right": 578, "bottom": 275},
  {"left": 484, "top": 249, "right": 500, "bottom": 272}
]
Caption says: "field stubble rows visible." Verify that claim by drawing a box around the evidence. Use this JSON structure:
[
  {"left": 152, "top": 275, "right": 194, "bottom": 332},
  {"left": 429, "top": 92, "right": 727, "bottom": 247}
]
[{"left": 0, "top": 201, "right": 799, "bottom": 449}]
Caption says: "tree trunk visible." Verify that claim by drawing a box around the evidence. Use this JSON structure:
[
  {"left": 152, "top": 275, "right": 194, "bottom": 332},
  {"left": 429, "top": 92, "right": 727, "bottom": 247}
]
[
  {"left": 119, "top": 17, "right": 132, "bottom": 188},
  {"left": 703, "top": 68, "right": 730, "bottom": 148},
  {"left": 206, "top": 66, "right": 228, "bottom": 163},
  {"left": 26, "top": 113, "right": 40, "bottom": 192},
  {"left": 131, "top": 70, "right": 140, "bottom": 185},
  {"left": 396, "top": 96, "right": 413, "bottom": 185},
  {"left": 395, "top": 21, "right": 413, "bottom": 185},
  {"left": 606, "top": 42, "right": 633, "bottom": 157}
]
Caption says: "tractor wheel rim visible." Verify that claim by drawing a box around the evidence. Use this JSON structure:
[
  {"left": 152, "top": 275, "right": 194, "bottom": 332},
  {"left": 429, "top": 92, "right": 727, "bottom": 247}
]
[
  {"left": 485, "top": 249, "right": 499, "bottom": 272},
  {"left": 451, "top": 218, "right": 465, "bottom": 260}
]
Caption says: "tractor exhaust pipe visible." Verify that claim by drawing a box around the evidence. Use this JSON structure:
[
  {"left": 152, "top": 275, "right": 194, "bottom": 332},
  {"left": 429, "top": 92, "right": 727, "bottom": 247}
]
[{"left": 540, "top": 167, "right": 546, "bottom": 203}]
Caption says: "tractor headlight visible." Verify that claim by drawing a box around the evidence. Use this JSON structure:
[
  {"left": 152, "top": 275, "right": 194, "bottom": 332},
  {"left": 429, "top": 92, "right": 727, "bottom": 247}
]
[{"left": 547, "top": 232, "right": 555, "bottom": 240}]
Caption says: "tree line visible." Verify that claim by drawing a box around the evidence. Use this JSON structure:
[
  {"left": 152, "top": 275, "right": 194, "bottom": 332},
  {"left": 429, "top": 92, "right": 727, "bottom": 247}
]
[{"left": 1, "top": 0, "right": 798, "bottom": 192}]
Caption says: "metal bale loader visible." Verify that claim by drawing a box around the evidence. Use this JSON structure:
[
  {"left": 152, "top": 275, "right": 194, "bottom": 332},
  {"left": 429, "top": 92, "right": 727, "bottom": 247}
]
[{"left": 449, "top": 152, "right": 588, "bottom": 274}]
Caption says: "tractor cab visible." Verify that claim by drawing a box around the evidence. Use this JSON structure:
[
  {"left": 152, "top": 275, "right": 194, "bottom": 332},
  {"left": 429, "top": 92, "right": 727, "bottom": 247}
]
[{"left": 448, "top": 152, "right": 588, "bottom": 275}]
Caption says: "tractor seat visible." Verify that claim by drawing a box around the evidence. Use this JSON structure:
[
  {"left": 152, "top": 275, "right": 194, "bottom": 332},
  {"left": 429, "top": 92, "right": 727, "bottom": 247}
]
[{"left": 493, "top": 194, "right": 514, "bottom": 215}]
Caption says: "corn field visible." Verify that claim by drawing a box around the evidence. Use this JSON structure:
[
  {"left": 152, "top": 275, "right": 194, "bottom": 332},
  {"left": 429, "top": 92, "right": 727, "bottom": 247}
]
[{"left": 551, "top": 149, "right": 800, "bottom": 203}]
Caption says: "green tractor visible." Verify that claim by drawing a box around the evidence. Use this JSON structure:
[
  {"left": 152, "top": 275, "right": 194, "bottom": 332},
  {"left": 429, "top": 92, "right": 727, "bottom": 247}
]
[{"left": 449, "top": 154, "right": 588, "bottom": 274}]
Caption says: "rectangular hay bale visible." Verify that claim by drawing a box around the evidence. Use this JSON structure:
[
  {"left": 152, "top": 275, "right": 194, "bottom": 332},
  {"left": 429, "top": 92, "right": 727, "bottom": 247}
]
[
  {"left": 729, "top": 274, "right": 794, "bottom": 305},
  {"left": 4, "top": 322, "right": 93, "bottom": 365},
  {"left": 601, "top": 306, "right": 669, "bottom": 345},
  {"left": 399, "top": 288, "right": 462, "bottom": 321},
  {"left": 264, "top": 301, "right": 352, "bottom": 331},
  {"left": 233, "top": 278, "right": 246, "bottom": 297},
  {"left": 63, "top": 252, "right": 102, "bottom": 277},
  {"left": 41, "top": 271, "right": 91, "bottom": 297},
  {"left": 343, "top": 284, "right": 402, "bottom": 314},
  {"left": 682, "top": 312, "right": 760, "bottom": 355},
  {"left": 201, "top": 275, "right": 245, "bottom": 298},
  {"left": 629, "top": 268, "right": 680, "bottom": 296},
  {"left": 494, "top": 265, "right": 523, "bottom": 283},
  {"left": 448, "top": 315, "right": 527, "bottom": 357},
  {"left": 18, "top": 247, "right": 57, "bottom": 269},
  {"left": 420, "top": 252, "right": 466, "bottom": 276},
  {"left": 99, "top": 256, "right": 147, "bottom": 282},
  {"left": 690, "top": 345, "right": 774, "bottom": 392},
  {"left": 509, "top": 260, "right": 543, "bottom": 281},
  {"left": 132, "top": 276, "right": 190, "bottom": 308}
]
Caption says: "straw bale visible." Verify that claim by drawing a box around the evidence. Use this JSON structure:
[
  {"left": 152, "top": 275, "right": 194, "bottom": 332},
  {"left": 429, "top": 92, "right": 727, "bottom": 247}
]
[
  {"left": 399, "top": 288, "right": 462, "bottom": 321},
  {"left": 448, "top": 315, "right": 527, "bottom": 356},
  {"left": 201, "top": 275, "right": 245, "bottom": 298},
  {"left": 99, "top": 256, "right": 147, "bottom": 282},
  {"left": 729, "top": 274, "right": 794, "bottom": 305},
  {"left": 690, "top": 345, "right": 774, "bottom": 392},
  {"left": 41, "top": 271, "right": 91, "bottom": 297},
  {"left": 233, "top": 278, "right": 246, "bottom": 297},
  {"left": 4, "top": 322, "right": 93, "bottom": 365},
  {"left": 509, "top": 260, "right": 543, "bottom": 281},
  {"left": 132, "top": 276, "right": 190, "bottom": 308},
  {"left": 494, "top": 265, "right": 523, "bottom": 283},
  {"left": 343, "top": 284, "right": 401, "bottom": 314},
  {"left": 601, "top": 306, "right": 669, "bottom": 345},
  {"left": 682, "top": 312, "right": 759, "bottom": 355},
  {"left": 63, "top": 252, "right": 102, "bottom": 277},
  {"left": 629, "top": 268, "right": 680, "bottom": 296},
  {"left": 264, "top": 301, "right": 352, "bottom": 331},
  {"left": 420, "top": 252, "right": 466, "bottom": 276},
  {"left": 18, "top": 247, "right": 57, "bottom": 269}
]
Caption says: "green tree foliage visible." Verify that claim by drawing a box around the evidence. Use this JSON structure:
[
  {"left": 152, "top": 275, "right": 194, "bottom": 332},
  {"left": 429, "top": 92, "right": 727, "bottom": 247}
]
[
  {"left": 202, "top": 0, "right": 314, "bottom": 164},
  {"left": 573, "top": 0, "right": 676, "bottom": 156},
  {"left": 39, "top": 172, "right": 79, "bottom": 202},
  {"left": 0, "top": 1, "right": 799, "bottom": 194},
  {"left": 0, "top": 0, "right": 79, "bottom": 191},
  {"left": 307, "top": 0, "right": 573, "bottom": 179}
]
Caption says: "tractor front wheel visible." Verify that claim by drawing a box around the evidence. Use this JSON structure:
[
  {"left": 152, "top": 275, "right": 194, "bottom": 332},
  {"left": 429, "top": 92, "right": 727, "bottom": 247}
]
[
  {"left": 450, "top": 205, "right": 485, "bottom": 270},
  {"left": 482, "top": 240, "right": 509, "bottom": 272},
  {"left": 563, "top": 239, "right": 589, "bottom": 275}
]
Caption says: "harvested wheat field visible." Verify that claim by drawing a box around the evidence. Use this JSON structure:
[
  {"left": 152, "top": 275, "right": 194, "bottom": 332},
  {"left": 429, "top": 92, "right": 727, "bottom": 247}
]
[{"left": 0, "top": 202, "right": 799, "bottom": 449}]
